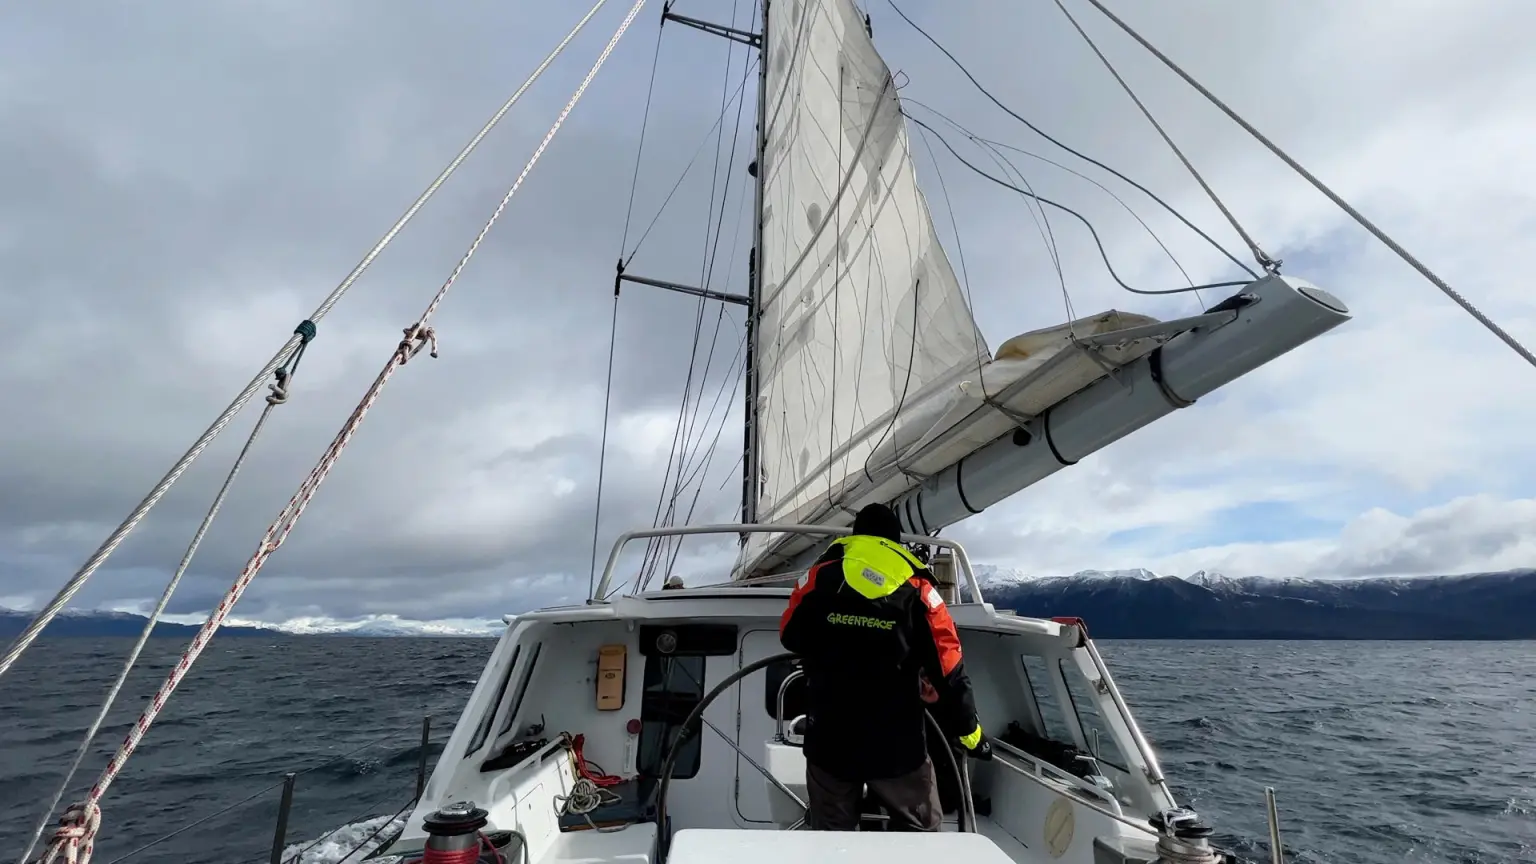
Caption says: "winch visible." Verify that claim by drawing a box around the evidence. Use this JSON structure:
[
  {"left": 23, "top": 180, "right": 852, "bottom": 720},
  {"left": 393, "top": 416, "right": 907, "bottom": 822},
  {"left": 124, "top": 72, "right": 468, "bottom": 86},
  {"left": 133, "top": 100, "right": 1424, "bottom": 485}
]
[{"left": 1149, "top": 807, "right": 1221, "bottom": 864}]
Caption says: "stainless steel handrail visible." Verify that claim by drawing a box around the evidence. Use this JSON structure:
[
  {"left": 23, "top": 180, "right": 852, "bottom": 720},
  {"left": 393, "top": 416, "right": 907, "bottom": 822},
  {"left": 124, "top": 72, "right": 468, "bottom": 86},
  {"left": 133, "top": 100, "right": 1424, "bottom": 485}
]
[
  {"left": 1082, "top": 639, "right": 1168, "bottom": 791},
  {"left": 774, "top": 668, "right": 804, "bottom": 742},
  {"left": 991, "top": 743, "right": 1155, "bottom": 838},
  {"left": 590, "top": 523, "right": 985, "bottom": 604},
  {"left": 990, "top": 739, "right": 1125, "bottom": 816}
]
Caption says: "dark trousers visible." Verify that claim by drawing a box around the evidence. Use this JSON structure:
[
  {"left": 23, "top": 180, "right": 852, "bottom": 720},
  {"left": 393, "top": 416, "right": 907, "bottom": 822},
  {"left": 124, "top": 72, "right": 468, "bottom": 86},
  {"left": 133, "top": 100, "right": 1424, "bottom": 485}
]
[{"left": 805, "top": 757, "right": 942, "bottom": 831}]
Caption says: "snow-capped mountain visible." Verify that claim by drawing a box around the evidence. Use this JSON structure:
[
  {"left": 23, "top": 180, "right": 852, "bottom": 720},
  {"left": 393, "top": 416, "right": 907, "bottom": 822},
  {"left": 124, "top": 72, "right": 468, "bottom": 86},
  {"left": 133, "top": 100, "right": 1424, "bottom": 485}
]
[
  {"left": 972, "top": 564, "right": 1161, "bottom": 586},
  {"left": 7, "top": 567, "right": 1534, "bottom": 640},
  {"left": 269, "top": 614, "right": 502, "bottom": 637},
  {"left": 0, "top": 608, "right": 503, "bottom": 639},
  {"left": 980, "top": 567, "right": 1536, "bottom": 639}
]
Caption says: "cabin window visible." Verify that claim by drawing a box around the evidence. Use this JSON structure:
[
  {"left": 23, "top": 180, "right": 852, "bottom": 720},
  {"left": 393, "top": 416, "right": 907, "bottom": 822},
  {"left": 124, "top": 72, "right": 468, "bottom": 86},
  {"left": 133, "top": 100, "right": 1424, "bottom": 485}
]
[
  {"left": 1058, "top": 660, "right": 1129, "bottom": 772},
  {"left": 637, "top": 654, "right": 706, "bottom": 779},
  {"left": 499, "top": 643, "right": 544, "bottom": 736},
  {"left": 467, "top": 645, "right": 521, "bottom": 756},
  {"left": 1018, "top": 655, "right": 1076, "bottom": 744},
  {"left": 762, "top": 656, "right": 807, "bottom": 721}
]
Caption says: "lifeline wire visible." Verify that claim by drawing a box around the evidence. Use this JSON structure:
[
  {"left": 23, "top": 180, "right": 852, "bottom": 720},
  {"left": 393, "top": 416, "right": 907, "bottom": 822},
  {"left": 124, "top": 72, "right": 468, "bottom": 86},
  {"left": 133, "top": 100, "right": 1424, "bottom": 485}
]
[{"left": 0, "top": 0, "right": 614, "bottom": 684}]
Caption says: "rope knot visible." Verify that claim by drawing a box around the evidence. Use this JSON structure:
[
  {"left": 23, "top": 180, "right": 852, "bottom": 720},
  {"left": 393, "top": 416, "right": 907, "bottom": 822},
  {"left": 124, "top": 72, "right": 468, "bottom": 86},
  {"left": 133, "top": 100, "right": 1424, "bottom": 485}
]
[
  {"left": 397, "top": 324, "right": 439, "bottom": 364},
  {"left": 266, "top": 368, "right": 292, "bottom": 406},
  {"left": 268, "top": 319, "right": 319, "bottom": 405},
  {"left": 42, "top": 801, "right": 100, "bottom": 864}
]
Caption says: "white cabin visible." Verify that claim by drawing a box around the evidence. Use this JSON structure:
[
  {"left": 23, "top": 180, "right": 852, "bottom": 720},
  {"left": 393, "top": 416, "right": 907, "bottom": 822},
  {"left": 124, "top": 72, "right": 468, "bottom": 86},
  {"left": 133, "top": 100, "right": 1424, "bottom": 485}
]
[{"left": 378, "top": 526, "right": 1224, "bottom": 864}]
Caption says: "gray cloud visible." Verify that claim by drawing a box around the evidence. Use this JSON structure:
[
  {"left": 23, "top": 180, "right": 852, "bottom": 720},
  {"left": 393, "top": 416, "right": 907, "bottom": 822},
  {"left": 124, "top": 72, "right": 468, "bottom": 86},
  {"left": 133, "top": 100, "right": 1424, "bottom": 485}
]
[{"left": 4, "top": 0, "right": 1534, "bottom": 623}]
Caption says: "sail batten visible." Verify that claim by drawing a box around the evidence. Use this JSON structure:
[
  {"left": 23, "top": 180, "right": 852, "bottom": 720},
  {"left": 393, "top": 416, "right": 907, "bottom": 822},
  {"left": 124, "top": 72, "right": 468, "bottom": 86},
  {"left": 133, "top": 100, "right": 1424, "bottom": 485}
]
[{"left": 747, "top": 0, "right": 989, "bottom": 569}]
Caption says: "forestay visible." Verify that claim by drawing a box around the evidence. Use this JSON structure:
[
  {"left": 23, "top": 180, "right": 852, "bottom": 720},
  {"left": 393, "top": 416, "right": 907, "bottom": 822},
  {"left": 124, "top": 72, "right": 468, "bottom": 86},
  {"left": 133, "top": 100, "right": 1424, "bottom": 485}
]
[{"left": 750, "top": 0, "right": 989, "bottom": 567}]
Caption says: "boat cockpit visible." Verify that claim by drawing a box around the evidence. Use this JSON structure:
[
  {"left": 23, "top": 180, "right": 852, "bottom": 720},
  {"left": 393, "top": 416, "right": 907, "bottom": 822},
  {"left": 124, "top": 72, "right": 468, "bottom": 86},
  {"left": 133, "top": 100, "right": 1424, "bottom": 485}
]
[{"left": 378, "top": 525, "right": 1226, "bottom": 864}]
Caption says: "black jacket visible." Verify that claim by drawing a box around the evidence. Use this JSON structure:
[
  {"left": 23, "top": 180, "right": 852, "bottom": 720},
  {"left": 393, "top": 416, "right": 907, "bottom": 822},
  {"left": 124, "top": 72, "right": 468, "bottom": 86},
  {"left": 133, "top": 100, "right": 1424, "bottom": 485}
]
[{"left": 779, "top": 536, "right": 980, "bottom": 780}]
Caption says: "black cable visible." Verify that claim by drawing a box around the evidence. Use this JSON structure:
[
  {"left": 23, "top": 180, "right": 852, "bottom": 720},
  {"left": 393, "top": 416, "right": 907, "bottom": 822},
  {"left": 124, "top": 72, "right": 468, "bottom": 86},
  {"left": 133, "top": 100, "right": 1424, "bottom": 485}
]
[
  {"left": 624, "top": 58, "right": 759, "bottom": 263},
  {"left": 923, "top": 709, "right": 970, "bottom": 834},
  {"left": 672, "top": 5, "right": 756, "bottom": 533},
  {"left": 908, "top": 113, "right": 1246, "bottom": 298},
  {"left": 654, "top": 653, "right": 974, "bottom": 837},
  {"left": 588, "top": 290, "right": 622, "bottom": 599},
  {"left": 618, "top": 19, "right": 667, "bottom": 255},
  {"left": 883, "top": 0, "right": 1258, "bottom": 280},
  {"left": 908, "top": 96, "right": 1199, "bottom": 291}
]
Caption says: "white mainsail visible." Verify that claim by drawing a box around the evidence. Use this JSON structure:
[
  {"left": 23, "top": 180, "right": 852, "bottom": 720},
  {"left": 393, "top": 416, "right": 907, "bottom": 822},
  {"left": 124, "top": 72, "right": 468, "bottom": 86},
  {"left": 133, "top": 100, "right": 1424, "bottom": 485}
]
[
  {"left": 750, "top": 0, "right": 989, "bottom": 565},
  {"left": 736, "top": 0, "right": 1352, "bottom": 582}
]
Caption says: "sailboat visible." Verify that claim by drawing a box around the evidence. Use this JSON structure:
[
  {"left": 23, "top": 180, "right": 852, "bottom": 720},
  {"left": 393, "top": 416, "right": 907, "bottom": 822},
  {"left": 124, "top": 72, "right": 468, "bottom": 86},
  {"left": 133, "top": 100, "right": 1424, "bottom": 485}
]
[{"left": 11, "top": 0, "right": 1529, "bottom": 863}]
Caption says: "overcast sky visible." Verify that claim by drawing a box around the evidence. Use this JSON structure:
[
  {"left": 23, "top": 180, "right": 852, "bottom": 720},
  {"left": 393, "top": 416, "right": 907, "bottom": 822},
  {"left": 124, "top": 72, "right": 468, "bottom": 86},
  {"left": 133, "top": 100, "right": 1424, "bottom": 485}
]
[{"left": 2, "top": 0, "right": 1533, "bottom": 627}]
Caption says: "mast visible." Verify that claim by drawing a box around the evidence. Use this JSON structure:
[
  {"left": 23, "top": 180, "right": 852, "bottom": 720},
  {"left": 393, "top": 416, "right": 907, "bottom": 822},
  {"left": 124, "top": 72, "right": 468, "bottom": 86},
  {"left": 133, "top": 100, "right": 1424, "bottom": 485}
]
[
  {"left": 642, "top": 3, "right": 768, "bottom": 532},
  {"left": 743, "top": 0, "right": 769, "bottom": 527}
]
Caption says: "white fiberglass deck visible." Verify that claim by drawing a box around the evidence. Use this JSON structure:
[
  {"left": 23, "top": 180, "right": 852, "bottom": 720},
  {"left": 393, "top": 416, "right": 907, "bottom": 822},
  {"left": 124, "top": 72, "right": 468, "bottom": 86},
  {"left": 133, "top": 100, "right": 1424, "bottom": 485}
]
[{"left": 667, "top": 828, "right": 1017, "bottom": 864}]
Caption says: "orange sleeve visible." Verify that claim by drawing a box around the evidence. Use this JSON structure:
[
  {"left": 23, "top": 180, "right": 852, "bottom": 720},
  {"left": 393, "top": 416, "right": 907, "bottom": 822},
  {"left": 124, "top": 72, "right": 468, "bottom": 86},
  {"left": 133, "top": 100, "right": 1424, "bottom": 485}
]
[
  {"left": 911, "top": 576, "right": 963, "bottom": 675},
  {"left": 908, "top": 575, "right": 978, "bottom": 739}
]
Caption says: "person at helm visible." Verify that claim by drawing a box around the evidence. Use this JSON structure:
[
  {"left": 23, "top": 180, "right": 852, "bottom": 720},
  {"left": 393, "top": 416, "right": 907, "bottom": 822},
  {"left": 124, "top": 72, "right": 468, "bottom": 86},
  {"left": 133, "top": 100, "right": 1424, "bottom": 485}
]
[{"left": 779, "top": 502, "right": 991, "bottom": 831}]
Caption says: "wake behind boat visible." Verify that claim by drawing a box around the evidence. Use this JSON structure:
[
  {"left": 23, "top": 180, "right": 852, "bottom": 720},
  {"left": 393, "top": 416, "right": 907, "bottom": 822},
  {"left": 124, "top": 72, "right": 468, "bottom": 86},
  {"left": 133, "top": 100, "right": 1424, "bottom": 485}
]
[{"left": 7, "top": 0, "right": 1532, "bottom": 862}]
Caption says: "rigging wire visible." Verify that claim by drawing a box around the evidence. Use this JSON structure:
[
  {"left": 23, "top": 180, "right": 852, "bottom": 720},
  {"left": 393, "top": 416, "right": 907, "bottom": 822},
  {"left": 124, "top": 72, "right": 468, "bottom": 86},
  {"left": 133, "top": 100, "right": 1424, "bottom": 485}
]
[
  {"left": 0, "top": 0, "right": 613, "bottom": 685},
  {"left": 911, "top": 112, "right": 987, "bottom": 386},
  {"left": 587, "top": 291, "right": 623, "bottom": 599},
  {"left": 645, "top": 5, "right": 755, "bottom": 581},
  {"left": 903, "top": 99, "right": 1201, "bottom": 299},
  {"left": 617, "top": 10, "right": 667, "bottom": 254},
  {"left": 34, "top": 5, "right": 652, "bottom": 861},
  {"left": 882, "top": 0, "right": 1259, "bottom": 281},
  {"left": 1073, "top": 0, "right": 1536, "bottom": 372},
  {"left": 663, "top": 329, "right": 749, "bottom": 578},
  {"left": 98, "top": 730, "right": 407, "bottom": 864},
  {"left": 17, "top": 325, "right": 315, "bottom": 864},
  {"left": 622, "top": 57, "right": 759, "bottom": 263},
  {"left": 667, "top": 0, "right": 746, "bottom": 533},
  {"left": 1048, "top": 0, "right": 1277, "bottom": 274},
  {"left": 977, "top": 133, "right": 1079, "bottom": 323},
  {"left": 599, "top": 43, "right": 760, "bottom": 589},
  {"left": 907, "top": 113, "right": 1246, "bottom": 298}
]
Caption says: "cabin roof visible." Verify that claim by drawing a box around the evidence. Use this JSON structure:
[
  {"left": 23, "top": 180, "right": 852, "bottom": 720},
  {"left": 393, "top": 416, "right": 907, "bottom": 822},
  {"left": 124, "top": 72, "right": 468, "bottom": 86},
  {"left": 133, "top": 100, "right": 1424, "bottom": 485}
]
[{"left": 500, "top": 588, "right": 1073, "bottom": 642}]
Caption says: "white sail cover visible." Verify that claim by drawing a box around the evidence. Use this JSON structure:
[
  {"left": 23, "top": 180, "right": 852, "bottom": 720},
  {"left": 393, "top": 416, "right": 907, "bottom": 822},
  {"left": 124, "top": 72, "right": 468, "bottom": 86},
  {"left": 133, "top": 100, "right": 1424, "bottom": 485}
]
[{"left": 750, "top": 0, "right": 988, "bottom": 560}]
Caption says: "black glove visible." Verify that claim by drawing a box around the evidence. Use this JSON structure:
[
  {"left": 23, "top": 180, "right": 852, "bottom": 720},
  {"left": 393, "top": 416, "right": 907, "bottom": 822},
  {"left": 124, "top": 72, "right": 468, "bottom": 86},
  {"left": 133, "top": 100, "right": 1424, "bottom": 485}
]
[{"left": 967, "top": 735, "right": 994, "bottom": 761}]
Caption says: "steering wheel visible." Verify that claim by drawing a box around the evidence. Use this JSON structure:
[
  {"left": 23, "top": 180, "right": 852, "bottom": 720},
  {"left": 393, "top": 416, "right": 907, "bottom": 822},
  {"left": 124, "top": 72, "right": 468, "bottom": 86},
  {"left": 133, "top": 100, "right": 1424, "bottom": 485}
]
[{"left": 653, "top": 652, "right": 975, "bottom": 839}]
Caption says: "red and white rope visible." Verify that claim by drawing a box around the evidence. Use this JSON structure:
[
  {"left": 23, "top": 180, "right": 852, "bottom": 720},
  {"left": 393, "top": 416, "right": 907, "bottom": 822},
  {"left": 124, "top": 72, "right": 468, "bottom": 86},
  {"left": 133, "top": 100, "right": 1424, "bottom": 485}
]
[{"left": 35, "top": 1, "right": 647, "bottom": 858}]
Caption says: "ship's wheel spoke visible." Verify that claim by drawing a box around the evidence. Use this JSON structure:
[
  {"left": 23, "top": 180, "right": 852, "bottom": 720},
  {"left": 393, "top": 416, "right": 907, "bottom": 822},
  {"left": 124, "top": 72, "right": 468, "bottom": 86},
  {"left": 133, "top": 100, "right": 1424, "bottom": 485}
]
[{"left": 695, "top": 713, "right": 809, "bottom": 826}]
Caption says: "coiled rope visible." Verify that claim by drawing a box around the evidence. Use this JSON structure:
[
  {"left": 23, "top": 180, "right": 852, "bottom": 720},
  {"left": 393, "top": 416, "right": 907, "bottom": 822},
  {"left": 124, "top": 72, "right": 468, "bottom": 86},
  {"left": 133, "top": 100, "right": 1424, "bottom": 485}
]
[
  {"left": 0, "top": 0, "right": 613, "bottom": 686},
  {"left": 34, "top": 2, "right": 648, "bottom": 860}
]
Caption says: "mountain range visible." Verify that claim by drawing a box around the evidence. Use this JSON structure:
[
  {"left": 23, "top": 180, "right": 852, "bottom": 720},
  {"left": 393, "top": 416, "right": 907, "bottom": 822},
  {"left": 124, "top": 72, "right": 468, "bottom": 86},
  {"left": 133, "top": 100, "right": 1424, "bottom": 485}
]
[
  {"left": 975, "top": 565, "right": 1536, "bottom": 639},
  {"left": 4, "top": 567, "right": 1534, "bottom": 639},
  {"left": 0, "top": 608, "right": 501, "bottom": 639}
]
